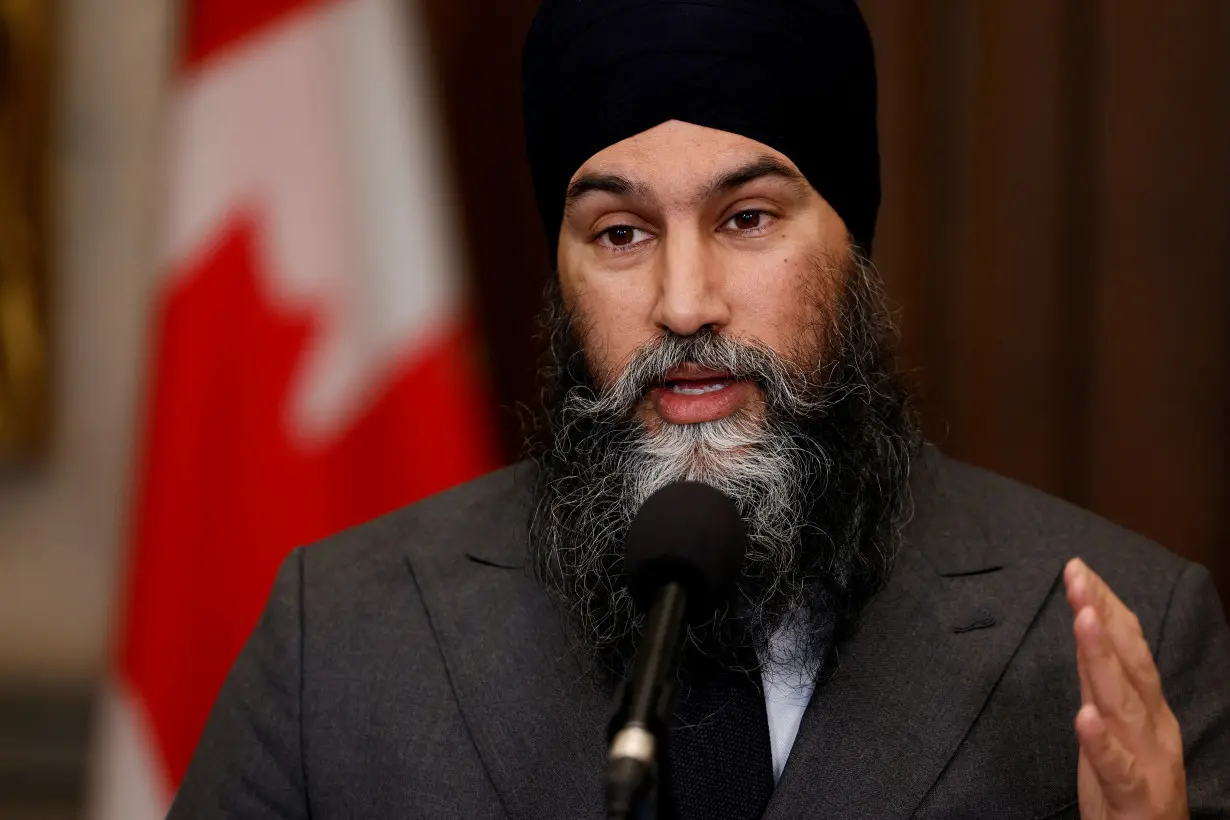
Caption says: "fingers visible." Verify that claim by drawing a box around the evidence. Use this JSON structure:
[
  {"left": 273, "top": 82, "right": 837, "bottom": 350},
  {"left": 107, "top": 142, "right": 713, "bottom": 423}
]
[
  {"left": 1065, "top": 559, "right": 1165, "bottom": 711},
  {"left": 1073, "top": 604, "right": 1150, "bottom": 733},
  {"left": 1077, "top": 650, "right": 1093, "bottom": 707},
  {"left": 1066, "top": 559, "right": 1188, "bottom": 818},
  {"left": 1074, "top": 704, "right": 1149, "bottom": 808}
]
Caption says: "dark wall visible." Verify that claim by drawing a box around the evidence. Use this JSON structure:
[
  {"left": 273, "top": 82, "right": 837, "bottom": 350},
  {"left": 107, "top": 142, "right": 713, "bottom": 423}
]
[
  {"left": 863, "top": 0, "right": 1230, "bottom": 596},
  {"left": 416, "top": 0, "right": 1230, "bottom": 601},
  {"left": 417, "top": 0, "right": 548, "bottom": 456}
]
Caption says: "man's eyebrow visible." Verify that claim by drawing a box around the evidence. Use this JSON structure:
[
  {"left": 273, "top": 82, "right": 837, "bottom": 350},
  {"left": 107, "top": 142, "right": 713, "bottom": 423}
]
[
  {"left": 563, "top": 157, "right": 807, "bottom": 216},
  {"left": 564, "top": 173, "right": 651, "bottom": 214},
  {"left": 703, "top": 156, "right": 811, "bottom": 201}
]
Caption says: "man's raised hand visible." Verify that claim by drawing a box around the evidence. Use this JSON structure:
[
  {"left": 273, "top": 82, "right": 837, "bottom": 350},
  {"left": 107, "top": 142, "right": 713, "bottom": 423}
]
[{"left": 1064, "top": 558, "right": 1187, "bottom": 820}]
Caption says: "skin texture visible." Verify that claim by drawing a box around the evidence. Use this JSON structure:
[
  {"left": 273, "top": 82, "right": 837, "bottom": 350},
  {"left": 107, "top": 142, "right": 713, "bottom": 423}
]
[
  {"left": 556, "top": 119, "right": 1189, "bottom": 819},
  {"left": 555, "top": 120, "right": 848, "bottom": 421}
]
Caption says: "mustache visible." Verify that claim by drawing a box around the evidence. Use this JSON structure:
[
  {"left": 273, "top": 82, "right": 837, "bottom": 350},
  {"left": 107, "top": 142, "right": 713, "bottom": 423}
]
[{"left": 574, "top": 328, "right": 824, "bottom": 421}]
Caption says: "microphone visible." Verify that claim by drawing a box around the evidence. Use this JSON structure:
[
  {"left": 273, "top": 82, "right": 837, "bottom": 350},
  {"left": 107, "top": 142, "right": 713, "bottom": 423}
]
[{"left": 605, "top": 482, "right": 746, "bottom": 820}]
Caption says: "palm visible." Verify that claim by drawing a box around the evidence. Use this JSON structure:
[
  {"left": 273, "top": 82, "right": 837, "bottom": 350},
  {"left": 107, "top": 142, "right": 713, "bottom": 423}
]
[{"left": 1078, "top": 748, "right": 1108, "bottom": 820}]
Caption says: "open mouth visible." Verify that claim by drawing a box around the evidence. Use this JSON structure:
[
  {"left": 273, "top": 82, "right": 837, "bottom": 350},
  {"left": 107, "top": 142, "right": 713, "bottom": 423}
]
[
  {"left": 663, "top": 378, "right": 732, "bottom": 395},
  {"left": 659, "top": 364, "right": 739, "bottom": 389},
  {"left": 650, "top": 365, "right": 752, "bottom": 424}
]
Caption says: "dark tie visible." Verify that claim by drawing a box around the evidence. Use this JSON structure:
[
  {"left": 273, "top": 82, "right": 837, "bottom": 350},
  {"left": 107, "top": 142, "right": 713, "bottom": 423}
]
[{"left": 665, "top": 656, "right": 776, "bottom": 820}]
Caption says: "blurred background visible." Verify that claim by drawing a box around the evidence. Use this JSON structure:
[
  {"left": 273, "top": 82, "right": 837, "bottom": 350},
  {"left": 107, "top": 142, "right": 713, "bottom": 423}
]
[{"left": 0, "top": 0, "right": 1226, "bottom": 817}]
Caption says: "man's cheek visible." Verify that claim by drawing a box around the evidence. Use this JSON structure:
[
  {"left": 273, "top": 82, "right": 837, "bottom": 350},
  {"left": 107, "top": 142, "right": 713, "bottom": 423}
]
[
  {"left": 588, "top": 332, "right": 652, "bottom": 390},
  {"left": 585, "top": 346, "right": 628, "bottom": 392},
  {"left": 573, "top": 324, "right": 618, "bottom": 387}
]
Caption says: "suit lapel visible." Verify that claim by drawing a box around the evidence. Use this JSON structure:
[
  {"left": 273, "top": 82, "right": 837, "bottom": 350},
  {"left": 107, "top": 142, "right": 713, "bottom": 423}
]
[
  {"left": 405, "top": 466, "right": 609, "bottom": 820},
  {"left": 407, "top": 453, "right": 1068, "bottom": 820},
  {"left": 765, "top": 451, "right": 1065, "bottom": 819}
]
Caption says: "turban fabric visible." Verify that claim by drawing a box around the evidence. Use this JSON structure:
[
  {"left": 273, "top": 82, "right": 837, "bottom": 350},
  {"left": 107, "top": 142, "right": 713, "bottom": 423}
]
[{"left": 522, "top": 0, "right": 881, "bottom": 260}]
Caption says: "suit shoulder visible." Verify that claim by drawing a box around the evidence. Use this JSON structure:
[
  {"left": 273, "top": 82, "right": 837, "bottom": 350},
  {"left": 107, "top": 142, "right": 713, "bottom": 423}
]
[
  {"left": 296, "top": 462, "right": 534, "bottom": 594},
  {"left": 935, "top": 453, "right": 1192, "bottom": 597}
]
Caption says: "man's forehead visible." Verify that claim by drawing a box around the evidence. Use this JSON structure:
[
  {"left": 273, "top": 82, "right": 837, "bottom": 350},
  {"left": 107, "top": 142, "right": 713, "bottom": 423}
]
[
  {"left": 570, "top": 121, "right": 795, "bottom": 180},
  {"left": 564, "top": 121, "right": 811, "bottom": 211},
  {"left": 522, "top": 0, "right": 880, "bottom": 253}
]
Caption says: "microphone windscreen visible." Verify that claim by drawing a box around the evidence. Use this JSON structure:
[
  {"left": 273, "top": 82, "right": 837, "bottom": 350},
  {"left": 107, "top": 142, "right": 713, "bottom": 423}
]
[{"left": 624, "top": 482, "right": 746, "bottom": 618}]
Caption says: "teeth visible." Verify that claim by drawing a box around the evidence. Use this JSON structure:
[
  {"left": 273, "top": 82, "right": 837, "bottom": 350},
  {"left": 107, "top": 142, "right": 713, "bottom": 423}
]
[{"left": 670, "top": 382, "right": 728, "bottom": 395}]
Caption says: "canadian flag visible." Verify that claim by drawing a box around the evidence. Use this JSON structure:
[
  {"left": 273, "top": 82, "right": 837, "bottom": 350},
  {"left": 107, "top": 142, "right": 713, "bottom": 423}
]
[{"left": 87, "top": 0, "right": 497, "bottom": 816}]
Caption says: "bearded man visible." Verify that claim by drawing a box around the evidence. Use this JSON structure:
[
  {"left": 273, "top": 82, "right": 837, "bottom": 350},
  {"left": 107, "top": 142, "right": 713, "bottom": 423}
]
[{"left": 169, "top": 1, "right": 1230, "bottom": 818}]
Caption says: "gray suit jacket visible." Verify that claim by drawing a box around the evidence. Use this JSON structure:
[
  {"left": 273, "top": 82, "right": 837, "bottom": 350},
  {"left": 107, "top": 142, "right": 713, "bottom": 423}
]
[{"left": 169, "top": 449, "right": 1230, "bottom": 819}]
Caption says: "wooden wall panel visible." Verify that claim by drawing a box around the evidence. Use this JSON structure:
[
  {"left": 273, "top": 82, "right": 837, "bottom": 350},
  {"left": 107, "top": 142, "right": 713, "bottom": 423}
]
[
  {"left": 936, "top": 0, "right": 1074, "bottom": 492},
  {"left": 1084, "top": 0, "right": 1230, "bottom": 575},
  {"left": 856, "top": 0, "right": 937, "bottom": 383},
  {"left": 863, "top": 0, "right": 1086, "bottom": 495},
  {"left": 862, "top": 0, "right": 1229, "bottom": 597},
  {"left": 416, "top": 0, "right": 547, "bottom": 460}
]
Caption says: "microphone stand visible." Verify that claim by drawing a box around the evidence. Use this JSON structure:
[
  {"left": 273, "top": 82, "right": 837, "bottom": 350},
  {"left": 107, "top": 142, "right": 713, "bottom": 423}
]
[{"left": 605, "top": 582, "right": 689, "bottom": 820}]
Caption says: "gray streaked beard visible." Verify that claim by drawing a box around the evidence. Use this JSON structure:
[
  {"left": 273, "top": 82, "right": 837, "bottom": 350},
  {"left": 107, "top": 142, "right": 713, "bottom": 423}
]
[{"left": 527, "top": 247, "right": 922, "bottom": 681}]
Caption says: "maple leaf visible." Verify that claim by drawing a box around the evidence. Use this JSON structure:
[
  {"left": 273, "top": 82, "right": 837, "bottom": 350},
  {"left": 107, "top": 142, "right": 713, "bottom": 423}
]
[{"left": 119, "top": 215, "right": 496, "bottom": 784}]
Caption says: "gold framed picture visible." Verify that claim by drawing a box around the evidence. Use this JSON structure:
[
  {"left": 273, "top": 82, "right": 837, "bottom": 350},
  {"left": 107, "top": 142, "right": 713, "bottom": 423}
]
[{"left": 0, "top": 0, "right": 52, "bottom": 461}]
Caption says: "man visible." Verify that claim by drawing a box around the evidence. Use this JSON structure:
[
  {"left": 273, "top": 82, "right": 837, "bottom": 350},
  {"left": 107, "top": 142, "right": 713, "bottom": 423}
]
[{"left": 169, "top": 1, "right": 1230, "bottom": 818}]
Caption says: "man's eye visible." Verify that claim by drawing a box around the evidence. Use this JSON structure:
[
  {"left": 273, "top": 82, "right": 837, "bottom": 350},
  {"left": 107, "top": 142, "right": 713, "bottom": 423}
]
[
  {"left": 724, "top": 210, "right": 773, "bottom": 232},
  {"left": 596, "top": 225, "right": 653, "bottom": 249}
]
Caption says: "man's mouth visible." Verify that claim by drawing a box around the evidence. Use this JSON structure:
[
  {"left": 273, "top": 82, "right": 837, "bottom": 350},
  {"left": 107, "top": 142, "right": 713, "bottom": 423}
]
[
  {"left": 665, "top": 378, "right": 731, "bottom": 395},
  {"left": 650, "top": 365, "right": 754, "bottom": 424}
]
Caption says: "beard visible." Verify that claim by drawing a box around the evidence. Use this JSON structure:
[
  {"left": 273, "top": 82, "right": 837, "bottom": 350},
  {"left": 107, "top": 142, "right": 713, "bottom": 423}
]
[{"left": 527, "top": 247, "right": 921, "bottom": 681}]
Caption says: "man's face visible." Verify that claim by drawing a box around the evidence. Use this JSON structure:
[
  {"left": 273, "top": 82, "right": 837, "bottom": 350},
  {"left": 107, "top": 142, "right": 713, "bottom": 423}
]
[
  {"left": 532, "top": 120, "right": 917, "bottom": 678},
  {"left": 555, "top": 120, "right": 851, "bottom": 428}
]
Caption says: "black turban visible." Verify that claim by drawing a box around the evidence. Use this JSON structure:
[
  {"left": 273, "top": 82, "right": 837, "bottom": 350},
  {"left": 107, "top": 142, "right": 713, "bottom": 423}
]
[{"left": 521, "top": 0, "right": 881, "bottom": 261}]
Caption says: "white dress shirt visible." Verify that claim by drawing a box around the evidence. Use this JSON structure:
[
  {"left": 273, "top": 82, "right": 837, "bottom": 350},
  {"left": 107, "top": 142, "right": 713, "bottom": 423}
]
[{"left": 761, "top": 630, "right": 817, "bottom": 782}]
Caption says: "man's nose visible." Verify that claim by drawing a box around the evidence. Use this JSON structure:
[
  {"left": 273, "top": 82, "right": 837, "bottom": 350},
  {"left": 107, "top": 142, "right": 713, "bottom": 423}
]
[{"left": 650, "top": 230, "right": 731, "bottom": 336}]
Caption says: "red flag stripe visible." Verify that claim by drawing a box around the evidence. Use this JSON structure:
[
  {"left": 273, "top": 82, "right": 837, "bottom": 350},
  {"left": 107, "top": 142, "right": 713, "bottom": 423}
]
[
  {"left": 98, "top": 1, "right": 500, "bottom": 803},
  {"left": 182, "top": 0, "right": 327, "bottom": 71},
  {"left": 120, "top": 215, "right": 496, "bottom": 784}
]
